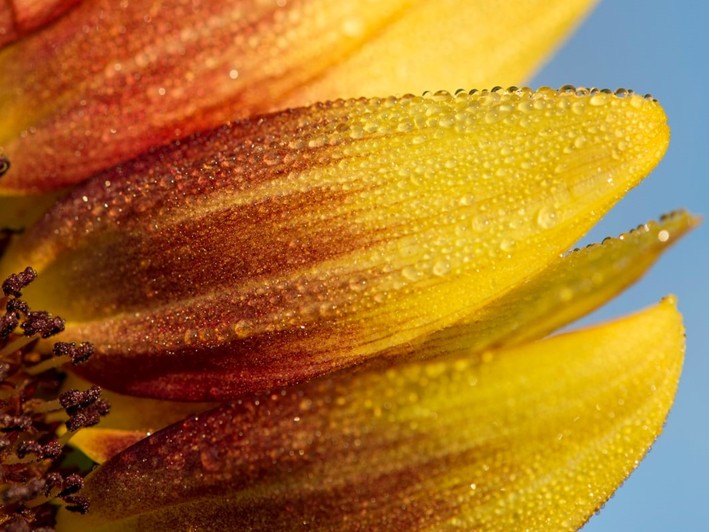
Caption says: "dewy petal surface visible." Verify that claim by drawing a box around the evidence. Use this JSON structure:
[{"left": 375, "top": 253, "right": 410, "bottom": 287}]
[
  {"left": 388, "top": 210, "right": 697, "bottom": 363},
  {"left": 0, "top": 0, "right": 596, "bottom": 193},
  {"left": 0, "top": 88, "right": 669, "bottom": 400},
  {"left": 65, "top": 211, "right": 696, "bottom": 466},
  {"left": 57, "top": 299, "right": 685, "bottom": 531},
  {"left": 59, "top": 375, "right": 216, "bottom": 463},
  {"left": 29, "top": 210, "right": 699, "bottom": 464},
  {"left": 0, "top": 0, "right": 82, "bottom": 47}
]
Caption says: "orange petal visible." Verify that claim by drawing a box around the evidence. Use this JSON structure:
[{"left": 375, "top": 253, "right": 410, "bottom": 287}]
[
  {"left": 0, "top": 0, "right": 595, "bottom": 193},
  {"left": 0, "top": 0, "right": 82, "bottom": 47}
]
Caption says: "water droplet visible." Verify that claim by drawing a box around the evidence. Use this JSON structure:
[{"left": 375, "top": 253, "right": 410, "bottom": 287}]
[
  {"left": 200, "top": 447, "right": 222, "bottom": 472},
  {"left": 432, "top": 261, "right": 451, "bottom": 277},
  {"left": 348, "top": 276, "right": 368, "bottom": 292},
  {"left": 589, "top": 93, "right": 608, "bottom": 106},
  {"left": 473, "top": 215, "right": 491, "bottom": 231},
  {"left": 232, "top": 319, "right": 253, "bottom": 338},
  {"left": 458, "top": 195, "right": 475, "bottom": 207},
  {"left": 571, "top": 101, "right": 585, "bottom": 114},
  {"left": 484, "top": 112, "right": 498, "bottom": 124},
  {"left": 262, "top": 152, "right": 280, "bottom": 166},
  {"left": 183, "top": 329, "right": 198, "bottom": 345},
  {"left": 536, "top": 206, "right": 558, "bottom": 229},
  {"left": 402, "top": 266, "right": 421, "bottom": 281},
  {"left": 558, "top": 287, "right": 574, "bottom": 302},
  {"left": 319, "top": 303, "right": 336, "bottom": 317},
  {"left": 517, "top": 100, "right": 533, "bottom": 113},
  {"left": 308, "top": 136, "right": 327, "bottom": 148},
  {"left": 574, "top": 135, "right": 587, "bottom": 149},
  {"left": 499, "top": 240, "right": 515, "bottom": 253},
  {"left": 657, "top": 230, "right": 670, "bottom": 242}
]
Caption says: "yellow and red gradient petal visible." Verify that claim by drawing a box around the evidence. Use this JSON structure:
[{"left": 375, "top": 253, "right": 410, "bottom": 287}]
[
  {"left": 58, "top": 300, "right": 684, "bottom": 530},
  {"left": 58, "top": 374, "right": 215, "bottom": 463},
  {"left": 66, "top": 212, "right": 697, "bottom": 466},
  {"left": 0, "top": 0, "right": 596, "bottom": 193},
  {"left": 1, "top": 88, "right": 669, "bottom": 400},
  {"left": 0, "top": 0, "right": 82, "bottom": 47}
]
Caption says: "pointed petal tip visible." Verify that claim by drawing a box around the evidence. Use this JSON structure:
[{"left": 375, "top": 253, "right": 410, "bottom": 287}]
[
  {"left": 399, "top": 209, "right": 696, "bottom": 362},
  {"left": 3, "top": 86, "right": 676, "bottom": 400},
  {"left": 58, "top": 299, "right": 685, "bottom": 530}
]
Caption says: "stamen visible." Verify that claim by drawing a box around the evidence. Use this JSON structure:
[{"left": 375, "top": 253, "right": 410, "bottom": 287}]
[
  {"left": 64, "top": 495, "right": 90, "bottom": 514},
  {"left": 2, "top": 267, "right": 37, "bottom": 298},
  {"left": 1, "top": 267, "right": 110, "bottom": 527},
  {"left": 53, "top": 342, "right": 95, "bottom": 365},
  {"left": 21, "top": 311, "right": 65, "bottom": 338}
]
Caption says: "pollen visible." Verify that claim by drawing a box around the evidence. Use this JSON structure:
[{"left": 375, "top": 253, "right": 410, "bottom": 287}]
[{"left": 0, "top": 268, "right": 110, "bottom": 528}]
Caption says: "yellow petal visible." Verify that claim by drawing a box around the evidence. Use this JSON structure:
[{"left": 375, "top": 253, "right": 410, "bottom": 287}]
[
  {"left": 1, "top": 88, "right": 669, "bottom": 400},
  {"left": 283, "top": 0, "right": 598, "bottom": 105},
  {"left": 67, "top": 428, "right": 147, "bottom": 465},
  {"left": 57, "top": 299, "right": 684, "bottom": 530},
  {"left": 0, "top": 0, "right": 596, "bottom": 193},
  {"left": 382, "top": 210, "right": 697, "bottom": 363},
  {"left": 60, "top": 374, "right": 215, "bottom": 463},
  {"left": 0, "top": 191, "right": 66, "bottom": 230}
]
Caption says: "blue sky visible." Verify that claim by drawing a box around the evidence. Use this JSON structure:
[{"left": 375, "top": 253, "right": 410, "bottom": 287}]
[{"left": 533, "top": 2, "right": 708, "bottom": 530}]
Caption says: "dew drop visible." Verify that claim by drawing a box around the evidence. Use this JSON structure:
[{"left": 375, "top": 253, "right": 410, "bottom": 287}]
[
  {"left": 473, "top": 215, "right": 491, "bottom": 231},
  {"left": 571, "top": 101, "right": 585, "bottom": 115},
  {"left": 319, "top": 303, "right": 336, "bottom": 317},
  {"left": 589, "top": 93, "right": 608, "bottom": 106},
  {"left": 517, "top": 100, "right": 533, "bottom": 113},
  {"left": 657, "top": 230, "right": 670, "bottom": 242},
  {"left": 348, "top": 276, "right": 368, "bottom": 292},
  {"left": 432, "top": 261, "right": 451, "bottom": 277},
  {"left": 458, "top": 195, "right": 475, "bottom": 207},
  {"left": 262, "top": 152, "right": 280, "bottom": 166},
  {"left": 200, "top": 447, "right": 222, "bottom": 472},
  {"left": 232, "top": 319, "right": 253, "bottom": 338},
  {"left": 536, "top": 206, "right": 558, "bottom": 229},
  {"left": 402, "top": 266, "right": 421, "bottom": 281},
  {"left": 558, "top": 287, "right": 574, "bottom": 302},
  {"left": 499, "top": 239, "right": 515, "bottom": 253}
]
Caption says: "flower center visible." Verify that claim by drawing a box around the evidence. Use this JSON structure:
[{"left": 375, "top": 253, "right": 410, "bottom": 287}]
[{"left": 1, "top": 265, "right": 110, "bottom": 529}]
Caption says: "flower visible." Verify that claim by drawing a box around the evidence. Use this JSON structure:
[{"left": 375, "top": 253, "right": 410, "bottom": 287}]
[{"left": 0, "top": 1, "right": 697, "bottom": 530}]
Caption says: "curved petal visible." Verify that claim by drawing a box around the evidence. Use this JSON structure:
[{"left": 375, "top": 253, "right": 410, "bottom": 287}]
[
  {"left": 379, "top": 210, "right": 697, "bottom": 363},
  {"left": 64, "top": 211, "right": 697, "bottom": 465},
  {"left": 1, "top": 88, "right": 669, "bottom": 400},
  {"left": 60, "top": 374, "right": 215, "bottom": 463},
  {"left": 0, "top": 0, "right": 82, "bottom": 47},
  {"left": 282, "top": 0, "right": 597, "bottom": 106},
  {"left": 0, "top": 0, "right": 596, "bottom": 193},
  {"left": 57, "top": 299, "right": 685, "bottom": 530}
]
